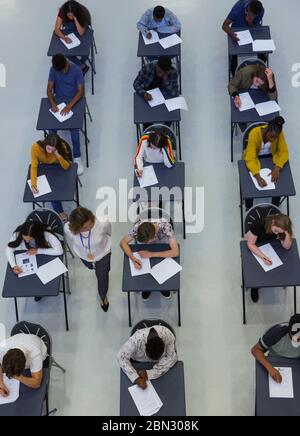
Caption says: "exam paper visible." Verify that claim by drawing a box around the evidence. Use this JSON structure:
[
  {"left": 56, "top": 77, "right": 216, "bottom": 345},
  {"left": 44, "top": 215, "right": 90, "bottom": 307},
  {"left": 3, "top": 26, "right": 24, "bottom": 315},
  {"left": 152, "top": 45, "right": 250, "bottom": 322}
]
[
  {"left": 27, "top": 175, "right": 52, "bottom": 198},
  {"left": 250, "top": 168, "right": 275, "bottom": 191},
  {"left": 253, "top": 243, "right": 283, "bottom": 273},
  {"left": 147, "top": 88, "right": 166, "bottom": 107},
  {"left": 142, "top": 30, "right": 159, "bottom": 45},
  {"left": 15, "top": 253, "right": 38, "bottom": 278},
  {"left": 49, "top": 103, "right": 74, "bottom": 123},
  {"left": 159, "top": 33, "right": 182, "bottom": 49},
  {"left": 60, "top": 32, "right": 81, "bottom": 49},
  {"left": 36, "top": 258, "right": 68, "bottom": 285},
  {"left": 150, "top": 258, "right": 182, "bottom": 285},
  {"left": 128, "top": 381, "right": 163, "bottom": 416},
  {"left": 253, "top": 39, "right": 276, "bottom": 52},
  {"left": 255, "top": 101, "right": 281, "bottom": 117},
  {"left": 269, "top": 367, "right": 294, "bottom": 398},
  {"left": 0, "top": 376, "right": 20, "bottom": 405},
  {"left": 137, "top": 165, "right": 159, "bottom": 188},
  {"left": 165, "top": 96, "right": 188, "bottom": 112},
  {"left": 130, "top": 253, "right": 151, "bottom": 277},
  {"left": 239, "top": 92, "right": 255, "bottom": 111},
  {"left": 235, "top": 30, "right": 254, "bottom": 46}
]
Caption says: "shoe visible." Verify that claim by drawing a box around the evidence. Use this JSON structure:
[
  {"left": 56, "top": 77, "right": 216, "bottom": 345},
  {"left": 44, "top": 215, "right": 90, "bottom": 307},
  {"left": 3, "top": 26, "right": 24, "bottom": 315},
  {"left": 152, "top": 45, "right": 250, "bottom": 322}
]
[
  {"left": 74, "top": 158, "right": 84, "bottom": 176},
  {"left": 100, "top": 301, "right": 109, "bottom": 312},
  {"left": 142, "top": 292, "right": 151, "bottom": 302},
  {"left": 161, "top": 291, "right": 171, "bottom": 300},
  {"left": 82, "top": 64, "right": 90, "bottom": 76},
  {"left": 251, "top": 288, "right": 259, "bottom": 303},
  {"left": 34, "top": 297, "right": 42, "bottom": 302}
]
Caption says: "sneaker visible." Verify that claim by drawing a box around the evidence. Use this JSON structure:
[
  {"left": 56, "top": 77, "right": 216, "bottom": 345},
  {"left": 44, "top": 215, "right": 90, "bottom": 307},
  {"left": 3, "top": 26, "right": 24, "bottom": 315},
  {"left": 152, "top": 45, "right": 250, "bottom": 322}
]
[
  {"left": 142, "top": 292, "right": 151, "bottom": 302},
  {"left": 74, "top": 158, "right": 84, "bottom": 176},
  {"left": 251, "top": 288, "right": 259, "bottom": 303},
  {"left": 161, "top": 291, "right": 171, "bottom": 300},
  {"left": 34, "top": 297, "right": 42, "bottom": 302}
]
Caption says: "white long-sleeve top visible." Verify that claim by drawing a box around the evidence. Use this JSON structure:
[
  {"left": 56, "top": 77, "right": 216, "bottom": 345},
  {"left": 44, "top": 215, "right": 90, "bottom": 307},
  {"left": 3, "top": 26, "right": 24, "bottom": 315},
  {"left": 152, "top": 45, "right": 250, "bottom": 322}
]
[
  {"left": 64, "top": 218, "right": 112, "bottom": 262},
  {"left": 134, "top": 138, "right": 175, "bottom": 171},
  {"left": 6, "top": 232, "right": 63, "bottom": 268},
  {"left": 117, "top": 326, "right": 177, "bottom": 383}
]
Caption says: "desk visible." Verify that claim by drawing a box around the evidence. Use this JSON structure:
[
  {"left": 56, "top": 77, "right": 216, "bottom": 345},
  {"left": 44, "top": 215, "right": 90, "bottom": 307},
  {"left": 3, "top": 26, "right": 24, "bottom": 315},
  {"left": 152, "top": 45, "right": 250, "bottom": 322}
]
[
  {"left": 238, "top": 159, "right": 296, "bottom": 235},
  {"left": 134, "top": 93, "right": 182, "bottom": 159},
  {"left": 228, "top": 26, "right": 272, "bottom": 80},
  {"left": 36, "top": 97, "right": 89, "bottom": 167},
  {"left": 255, "top": 358, "right": 300, "bottom": 416},
  {"left": 230, "top": 90, "right": 280, "bottom": 162},
  {"left": 0, "top": 369, "right": 49, "bottom": 416},
  {"left": 240, "top": 240, "right": 300, "bottom": 324},
  {"left": 23, "top": 164, "right": 80, "bottom": 209},
  {"left": 133, "top": 162, "right": 186, "bottom": 239},
  {"left": 137, "top": 32, "right": 182, "bottom": 92},
  {"left": 47, "top": 28, "right": 96, "bottom": 95},
  {"left": 120, "top": 361, "right": 186, "bottom": 416},
  {"left": 122, "top": 244, "right": 181, "bottom": 327},
  {"left": 2, "top": 255, "right": 69, "bottom": 331}
]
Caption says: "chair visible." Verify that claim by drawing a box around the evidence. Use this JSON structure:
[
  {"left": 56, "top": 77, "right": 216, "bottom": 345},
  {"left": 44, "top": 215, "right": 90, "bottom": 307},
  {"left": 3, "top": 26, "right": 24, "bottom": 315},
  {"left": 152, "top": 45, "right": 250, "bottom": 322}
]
[
  {"left": 143, "top": 124, "right": 177, "bottom": 157},
  {"left": 242, "top": 122, "right": 267, "bottom": 154},
  {"left": 236, "top": 57, "right": 267, "bottom": 75},
  {"left": 135, "top": 207, "right": 174, "bottom": 234},
  {"left": 244, "top": 203, "right": 281, "bottom": 235},
  {"left": 131, "top": 318, "right": 176, "bottom": 338},
  {"left": 11, "top": 321, "right": 66, "bottom": 416}
]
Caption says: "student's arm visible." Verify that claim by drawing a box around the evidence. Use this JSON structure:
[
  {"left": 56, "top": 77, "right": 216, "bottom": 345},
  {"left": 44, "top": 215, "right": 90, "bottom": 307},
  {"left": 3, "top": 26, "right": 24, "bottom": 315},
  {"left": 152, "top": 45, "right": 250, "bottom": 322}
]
[
  {"left": 222, "top": 18, "right": 238, "bottom": 41},
  {"left": 117, "top": 336, "right": 141, "bottom": 384},
  {"left": 245, "top": 231, "right": 272, "bottom": 265},
  {"left": 62, "top": 83, "right": 84, "bottom": 114},
  {"left": 251, "top": 343, "right": 282, "bottom": 383},
  {"left": 0, "top": 365, "right": 9, "bottom": 397},
  {"left": 159, "top": 10, "right": 181, "bottom": 33},
  {"left": 30, "top": 144, "right": 40, "bottom": 190},
  {"left": 133, "top": 67, "right": 149, "bottom": 98},
  {"left": 6, "top": 235, "right": 18, "bottom": 269},
  {"left": 272, "top": 132, "right": 289, "bottom": 171},
  {"left": 73, "top": 16, "right": 86, "bottom": 36},
  {"left": 265, "top": 69, "right": 278, "bottom": 101},
  {"left": 16, "top": 370, "right": 43, "bottom": 390},
  {"left": 147, "top": 331, "right": 177, "bottom": 380},
  {"left": 47, "top": 80, "right": 58, "bottom": 112},
  {"left": 120, "top": 235, "right": 142, "bottom": 269},
  {"left": 37, "top": 234, "right": 63, "bottom": 256},
  {"left": 228, "top": 69, "right": 243, "bottom": 97},
  {"left": 140, "top": 238, "right": 179, "bottom": 259},
  {"left": 54, "top": 150, "right": 71, "bottom": 170},
  {"left": 164, "top": 70, "right": 179, "bottom": 98},
  {"left": 244, "top": 129, "right": 262, "bottom": 177},
  {"left": 280, "top": 233, "right": 293, "bottom": 250},
  {"left": 54, "top": 15, "right": 68, "bottom": 39},
  {"left": 162, "top": 145, "right": 175, "bottom": 168},
  {"left": 134, "top": 140, "right": 146, "bottom": 173},
  {"left": 137, "top": 10, "right": 151, "bottom": 36}
]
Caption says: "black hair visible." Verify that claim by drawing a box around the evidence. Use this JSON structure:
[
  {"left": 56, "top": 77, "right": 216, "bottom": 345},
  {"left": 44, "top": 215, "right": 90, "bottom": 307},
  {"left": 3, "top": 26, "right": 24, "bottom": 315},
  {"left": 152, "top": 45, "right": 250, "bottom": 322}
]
[
  {"left": 146, "top": 336, "right": 165, "bottom": 360},
  {"left": 8, "top": 222, "right": 53, "bottom": 249},
  {"left": 157, "top": 56, "right": 172, "bottom": 72},
  {"left": 267, "top": 116, "right": 285, "bottom": 136},
  {"left": 248, "top": 1, "right": 263, "bottom": 15},
  {"left": 153, "top": 6, "right": 165, "bottom": 19},
  {"left": 52, "top": 54, "right": 67, "bottom": 71},
  {"left": 289, "top": 314, "right": 300, "bottom": 334},
  {"left": 148, "top": 132, "right": 168, "bottom": 149},
  {"left": 37, "top": 133, "right": 71, "bottom": 162},
  {"left": 60, "top": 1, "right": 91, "bottom": 27}
]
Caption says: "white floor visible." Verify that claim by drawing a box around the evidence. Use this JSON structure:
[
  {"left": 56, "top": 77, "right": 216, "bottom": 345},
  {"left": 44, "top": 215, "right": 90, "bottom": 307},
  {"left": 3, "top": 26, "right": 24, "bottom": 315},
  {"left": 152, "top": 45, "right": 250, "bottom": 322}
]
[{"left": 0, "top": 0, "right": 299, "bottom": 416}]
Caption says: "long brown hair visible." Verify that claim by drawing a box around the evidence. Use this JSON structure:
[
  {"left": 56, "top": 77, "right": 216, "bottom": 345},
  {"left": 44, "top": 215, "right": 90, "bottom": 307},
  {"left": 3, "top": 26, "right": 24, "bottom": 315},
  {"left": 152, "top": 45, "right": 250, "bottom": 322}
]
[
  {"left": 60, "top": 1, "right": 91, "bottom": 28},
  {"left": 37, "top": 134, "right": 71, "bottom": 161},
  {"left": 265, "top": 214, "right": 293, "bottom": 240},
  {"left": 69, "top": 207, "right": 95, "bottom": 234}
]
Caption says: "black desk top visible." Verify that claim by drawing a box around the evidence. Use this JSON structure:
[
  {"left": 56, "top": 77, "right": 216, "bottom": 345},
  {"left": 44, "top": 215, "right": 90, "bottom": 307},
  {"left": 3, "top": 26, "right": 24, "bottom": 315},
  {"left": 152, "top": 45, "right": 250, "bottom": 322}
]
[
  {"left": 240, "top": 239, "right": 300, "bottom": 289},
  {"left": 256, "top": 358, "right": 300, "bottom": 416},
  {"left": 134, "top": 93, "right": 181, "bottom": 124},
  {"left": 36, "top": 97, "right": 86, "bottom": 131},
  {"left": 238, "top": 159, "right": 296, "bottom": 200},
  {"left": 120, "top": 361, "right": 186, "bottom": 416},
  {"left": 47, "top": 28, "right": 93, "bottom": 57},
  {"left": 122, "top": 244, "right": 180, "bottom": 293},
  {"left": 228, "top": 25, "right": 272, "bottom": 56},
  {"left": 231, "top": 90, "right": 280, "bottom": 123},
  {"left": 137, "top": 32, "right": 181, "bottom": 58}
]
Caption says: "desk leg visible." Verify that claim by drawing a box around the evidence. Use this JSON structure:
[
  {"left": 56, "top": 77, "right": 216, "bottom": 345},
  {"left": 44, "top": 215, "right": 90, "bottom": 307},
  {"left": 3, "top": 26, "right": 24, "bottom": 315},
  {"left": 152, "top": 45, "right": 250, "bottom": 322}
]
[
  {"left": 14, "top": 298, "right": 19, "bottom": 322},
  {"left": 91, "top": 43, "right": 95, "bottom": 95},
  {"left": 267, "top": 54, "right": 269, "bottom": 67},
  {"left": 136, "top": 124, "right": 140, "bottom": 143},
  {"left": 142, "top": 57, "right": 145, "bottom": 68},
  {"left": 177, "top": 56, "right": 182, "bottom": 94},
  {"left": 84, "top": 113, "right": 89, "bottom": 168},
  {"left": 231, "top": 122, "right": 234, "bottom": 162},
  {"left": 242, "top": 272, "right": 246, "bottom": 325},
  {"left": 75, "top": 177, "right": 80, "bottom": 207},
  {"left": 240, "top": 183, "right": 244, "bottom": 237},
  {"left": 287, "top": 197, "right": 290, "bottom": 216},
  {"left": 182, "top": 199, "right": 186, "bottom": 240},
  {"left": 177, "top": 290, "right": 181, "bottom": 327},
  {"left": 62, "top": 275, "right": 69, "bottom": 331},
  {"left": 177, "top": 122, "right": 182, "bottom": 160},
  {"left": 294, "top": 287, "right": 297, "bottom": 314},
  {"left": 127, "top": 292, "right": 132, "bottom": 327}
]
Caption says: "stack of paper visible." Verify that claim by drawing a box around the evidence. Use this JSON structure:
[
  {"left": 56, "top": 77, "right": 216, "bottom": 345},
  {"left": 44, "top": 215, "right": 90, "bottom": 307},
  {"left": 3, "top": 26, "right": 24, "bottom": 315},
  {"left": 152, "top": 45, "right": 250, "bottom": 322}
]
[
  {"left": 239, "top": 92, "right": 255, "bottom": 111},
  {"left": 0, "top": 376, "right": 20, "bottom": 405},
  {"left": 49, "top": 103, "right": 74, "bottom": 123},
  {"left": 15, "top": 253, "right": 38, "bottom": 278},
  {"left": 147, "top": 88, "right": 166, "bottom": 107},
  {"left": 151, "top": 258, "right": 182, "bottom": 284},
  {"left": 36, "top": 258, "right": 68, "bottom": 285},
  {"left": 269, "top": 367, "right": 294, "bottom": 398},
  {"left": 28, "top": 175, "right": 52, "bottom": 198},
  {"left": 255, "top": 101, "right": 281, "bottom": 117},
  {"left": 137, "top": 165, "right": 159, "bottom": 188},
  {"left": 236, "top": 30, "right": 254, "bottom": 46},
  {"left": 165, "top": 96, "right": 188, "bottom": 112},
  {"left": 253, "top": 39, "right": 276, "bottom": 52},
  {"left": 142, "top": 30, "right": 160, "bottom": 45},
  {"left": 60, "top": 33, "right": 81, "bottom": 49},
  {"left": 250, "top": 168, "right": 275, "bottom": 191},
  {"left": 128, "top": 381, "right": 163, "bottom": 416},
  {"left": 130, "top": 253, "right": 151, "bottom": 277},
  {"left": 252, "top": 243, "right": 283, "bottom": 272},
  {"left": 159, "top": 34, "right": 182, "bottom": 49}
]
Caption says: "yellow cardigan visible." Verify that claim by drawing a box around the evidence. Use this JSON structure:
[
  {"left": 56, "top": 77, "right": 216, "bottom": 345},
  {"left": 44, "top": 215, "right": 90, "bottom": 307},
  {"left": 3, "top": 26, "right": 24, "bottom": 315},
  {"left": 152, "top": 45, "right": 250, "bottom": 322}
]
[
  {"left": 30, "top": 142, "right": 71, "bottom": 188},
  {"left": 243, "top": 126, "right": 289, "bottom": 176}
]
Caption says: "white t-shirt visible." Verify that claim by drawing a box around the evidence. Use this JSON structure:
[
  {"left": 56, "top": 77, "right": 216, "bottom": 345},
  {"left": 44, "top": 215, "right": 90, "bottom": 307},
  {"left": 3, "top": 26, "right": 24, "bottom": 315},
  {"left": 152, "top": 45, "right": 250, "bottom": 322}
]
[
  {"left": 0, "top": 334, "right": 47, "bottom": 374},
  {"left": 259, "top": 141, "right": 272, "bottom": 156}
]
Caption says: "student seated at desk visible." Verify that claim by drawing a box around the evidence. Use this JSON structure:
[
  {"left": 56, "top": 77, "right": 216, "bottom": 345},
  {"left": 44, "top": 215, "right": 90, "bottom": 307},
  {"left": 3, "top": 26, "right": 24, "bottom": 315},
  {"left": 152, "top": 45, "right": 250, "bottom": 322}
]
[
  {"left": 47, "top": 53, "right": 85, "bottom": 176},
  {"left": 245, "top": 211, "right": 293, "bottom": 302},
  {"left": 137, "top": 5, "right": 181, "bottom": 39},
  {"left": 244, "top": 116, "right": 289, "bottom": 210},
  {"left": 0, "top": 334, "right": 48, "bottom": 395},
  {"left": 118, "top": 325, "right": 177, "bottom": 390},
  {"left": 30, "top": 133, "right": 71, "bottom": 221},
  {"left": 54, "top": 0, "right": 91, "bottom": 74},
  {"left": 251, "top": 314, "right": 300, "bottom": 384},
  {"left": 120, "top": 218, "right": 179, "bottom": 301},
  {"left": 135, "top": 131, "right": 175, "bottom": 177}
]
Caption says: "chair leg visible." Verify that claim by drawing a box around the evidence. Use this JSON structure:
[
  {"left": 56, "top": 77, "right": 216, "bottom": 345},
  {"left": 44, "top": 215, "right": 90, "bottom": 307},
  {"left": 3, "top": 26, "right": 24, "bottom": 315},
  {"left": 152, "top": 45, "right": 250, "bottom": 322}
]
[
  {"left": 77, "top": 176, "right": 83, "bottom": 188},
  {"left": 86, "top": 103, "right": 93, "bottom": 123},
  {"left": 52, "top": 358, "right": 66, "bottom": 373},
  {"left": 93, "top": 36, "right": 98, "bottom": 54}
]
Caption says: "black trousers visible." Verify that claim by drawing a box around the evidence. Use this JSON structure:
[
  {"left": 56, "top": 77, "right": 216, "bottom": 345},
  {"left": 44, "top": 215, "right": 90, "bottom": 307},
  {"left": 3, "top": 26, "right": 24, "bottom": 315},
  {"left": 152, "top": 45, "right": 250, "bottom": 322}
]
[{"left": 81, "top": 252, "right": 111, "bottom": 300}]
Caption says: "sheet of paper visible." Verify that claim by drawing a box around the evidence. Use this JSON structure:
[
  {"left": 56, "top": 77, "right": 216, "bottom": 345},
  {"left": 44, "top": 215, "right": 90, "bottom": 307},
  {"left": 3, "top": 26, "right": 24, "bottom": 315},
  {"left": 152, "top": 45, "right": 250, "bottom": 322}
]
[
  {"left": 255, "top": 101, "right": 281, "bottom": 117},
  {"left": 253, "top": 243, "right": 283, "bottom": 273},
  {"left": 60, "top": 32, "right": 81, "bottom": 49},
  {"left": 137, "top": 165, "right": 159, "bottom": 188},
  {"left": 253, "top": 39, "right": 276, "bottom": 52},
  {"left": 269, "top": 367, "right": 294, "bottom": 398},
  {"left": 36, "top": 258, "right": 68, "bottom": 285},
  {"left": 239, "top": 92, "right": 255, "bottom": 111},
  {"left": 165, "top": 96, "right": 188, "bottom": 112},
  {"left": 49, "top": 102, "right": 74, "bottom": 123},
  {"left": 235, "top": 30, "right": 254, "bottom": 46},
  {"left": 129, "top": 252, "right": 151, "bottom": 277},
  {"left": 142, "top": 30, "right": 159, "bottom": 45},
  {"left": 128, "top": 381, "right": 163, "bottom": 416},
  {"left": 150, "top": 258, "right": 182, "bottom": 285},
  {"left": 27, "top": 175, "right": 52, "bottom": 198},
  {"left": 15, "top": 253, "right": 38, "bottom": 278},
  {"left": 147, "top": 88, "right": 166, "bottom": 108},
  {"left": 250, "top": 168, "right": 275, "bottom": 191},
  {"left": 159, "top": 33, "right": 182, "bottom": 49},
  {"left": 0, "top": 376, "right": 20, "bottom": 405}
]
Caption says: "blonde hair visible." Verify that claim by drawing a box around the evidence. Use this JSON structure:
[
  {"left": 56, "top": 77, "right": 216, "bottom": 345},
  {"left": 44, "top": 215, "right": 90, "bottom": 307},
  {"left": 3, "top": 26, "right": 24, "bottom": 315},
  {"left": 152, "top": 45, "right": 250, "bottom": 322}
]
[{"left": 265, "top": 214, "right": 293, "bottom": 240}]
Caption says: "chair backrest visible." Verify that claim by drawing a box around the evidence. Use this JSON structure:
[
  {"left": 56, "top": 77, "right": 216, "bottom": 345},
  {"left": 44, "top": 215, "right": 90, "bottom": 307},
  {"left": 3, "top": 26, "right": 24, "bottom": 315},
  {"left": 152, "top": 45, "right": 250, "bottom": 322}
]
[
  {"left": 143, "top": 124, "right": 177, "bottom": 152},
  {"left": 136, "top": 207, "right": 173, "bottom": 227},
  {"left": 11, "top": 321, "right": 52, "bottom": 369},
  {"left": 131, "top": 319, "right": 176, "bottom": 337},
  {"left": 26, "top": 208, "right": 64, "bottom": 239},
  {"left": 236, "top": 57, "right": 267, "bottom": 75},
  {"left": 244, "top": 203, "right": 282, "bottom": 235},
  {"left": 242, "top": 122, "right": 267, "bottom": 152}
]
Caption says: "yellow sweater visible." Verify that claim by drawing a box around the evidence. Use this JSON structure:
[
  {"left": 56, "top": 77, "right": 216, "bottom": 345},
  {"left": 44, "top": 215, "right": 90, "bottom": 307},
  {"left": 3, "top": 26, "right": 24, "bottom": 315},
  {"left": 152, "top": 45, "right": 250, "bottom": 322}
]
[
  {"left": 30, "top": 142, "right": 71, "bottom": 188},
  {"left": 243, "top": 126, "right": 289, "bottom": 176}
]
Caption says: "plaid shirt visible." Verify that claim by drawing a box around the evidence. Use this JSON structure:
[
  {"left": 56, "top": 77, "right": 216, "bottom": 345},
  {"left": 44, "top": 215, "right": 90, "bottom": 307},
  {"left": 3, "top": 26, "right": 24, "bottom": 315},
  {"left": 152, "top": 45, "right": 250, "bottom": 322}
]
[{"left": 133, "top": 62, "right": 179, "bottom": 98}]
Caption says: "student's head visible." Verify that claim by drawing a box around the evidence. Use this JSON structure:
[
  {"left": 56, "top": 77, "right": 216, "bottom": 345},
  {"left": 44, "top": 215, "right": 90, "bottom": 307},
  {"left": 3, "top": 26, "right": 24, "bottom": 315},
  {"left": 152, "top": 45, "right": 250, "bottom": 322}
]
[
  {"left": 38, "top": 133, "right": 70, "bottom": 161},
  {"left": 69, "top": 207, "right": 95, "bottom": 234},
  {"left": 52, "top": 54, "right": 68, "bottom": 72},
  {"left": 246, "top": 1, "right": 263, "bottom": 25},
  {"left": 263, "top": 117, "right": 285, "bottom": 142},
  {"left": 137, "top": 222, "right": 156, "bottom": 243},
  {"left": 146, "top": 335, "right": 165, "bottom": 360},
  {"left": 265, "top": 214, "right": 293, "bottom": 240},
  {"left": 251, "top": 65, "right": 267, "bottom": 88},
  {"left": 153, "top": 5, "right": 165, "bottom": 22},
  {"left": 156, "top": 57, "right": 172, "bottom": 78},
  {"left": 60, "top": 1, "right": 91, "bottom": 26},
  {"left": 289, "top": 314, "right": 300, "bottom": 348},
  {"left": 148, "top": 132, "right": 168, "bottom": 150},
  {"left": 8, "top": 222, "right": 50, "bottom": 249},
  {"left": 2, "top": 349, "right": 26, "bottom": 379}
]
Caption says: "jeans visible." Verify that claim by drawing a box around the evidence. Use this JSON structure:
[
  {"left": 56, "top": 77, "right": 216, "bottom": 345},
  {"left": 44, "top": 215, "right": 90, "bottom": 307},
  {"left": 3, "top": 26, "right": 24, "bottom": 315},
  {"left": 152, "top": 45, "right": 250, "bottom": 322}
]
[
  {"left": 50, "top": 129, "right": 81, "bottom": 158},
  {"left": 51, "top": 201, "right": 64, "bottom": 214},
  {"left": 81, "top": 252, "right": 111, "bottom": 300},
  {"left": 67, "top": 55, "right": 89, "bottom": 68}
]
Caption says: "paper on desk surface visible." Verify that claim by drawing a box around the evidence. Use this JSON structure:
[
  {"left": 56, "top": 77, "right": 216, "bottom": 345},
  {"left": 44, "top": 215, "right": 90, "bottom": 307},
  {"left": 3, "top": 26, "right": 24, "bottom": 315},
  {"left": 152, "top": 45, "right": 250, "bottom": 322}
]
[
  {"left": 250, "top": 168, "right": 275, "bottom": 191},
  {"left": 0, "top": 376, "right": 20, "bottom": 405},
  {"left": 150, "top": 258, "right": 182, "bottom": 285},
  {"left": 15, "top": 253, "right": 38, "bottom": 278},
  {"left": 142, "top": 30, "right": 159, "bottom": 45},
  {"left": 235, "top": 30, "right": 254, "bottom": 46},
  {"left": 269, "top": 367, "right": 294, "bottom": 398},
  {"left": 253, "top": 39, "right": 276, "bottom": 52},
  {"left": 165, "top": 96, "right": 188, "bottom": 112},
  {"left": 253, "top": 243, "right": 283, "bottom": 273},
  {"left": 128, "top": 381, "right": 163, "bottom": 416},
  {"left": 147, "top": 88, "right": 166, "bottom": 107},
  {"left": 49, "top": 103, "right": 74, "bottom": 123},
  {"left": 36, "top": 258, "right": 67, "bottom": 285},
  {"left": 137, "top": 165, "right": 159, "bottom": 188},
  {"left": 159, "top": 33, "right": 182, "bottom": 49},
  {"left": 255, "top": 100, "right": 281, "bottom": 117},
  {"left": 60, "top": 32, "right": 81, "bottom": 49},
  {"left": 27, "top": 175, "right": 52, "bottom": 198},
  {"left": 130, "top": 252, "right": 151, "bottom": 277},
  {"left": 239, "top": 92, "right": 255, "bottom": 111}
]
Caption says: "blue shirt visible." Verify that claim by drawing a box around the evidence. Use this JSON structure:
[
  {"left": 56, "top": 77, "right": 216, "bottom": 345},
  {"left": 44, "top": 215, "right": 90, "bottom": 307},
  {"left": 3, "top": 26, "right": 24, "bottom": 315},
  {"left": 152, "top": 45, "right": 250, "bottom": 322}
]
[
  {"left": 227, "top": 0, "right": 264, "bottom": 27},
  {"left": 137, "top": 8, "right": 181, "bottom": 37},
  {"left": 48, "top": 62, "right": 84, "bottom": 101}
]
